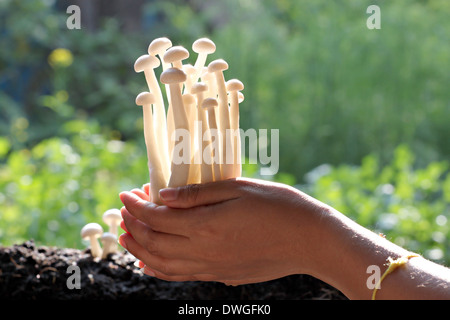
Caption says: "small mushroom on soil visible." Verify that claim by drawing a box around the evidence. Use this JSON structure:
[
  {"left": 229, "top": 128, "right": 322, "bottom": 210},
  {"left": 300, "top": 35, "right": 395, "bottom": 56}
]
[
  {"left": 102, "top": 208, "right": 122, "bottom": 236},
  {"left": 81, "top": 223, "right": 103, "bottom": 258},
  {"left": 101, "top": 232, "right": 118, "bottom": 259}
]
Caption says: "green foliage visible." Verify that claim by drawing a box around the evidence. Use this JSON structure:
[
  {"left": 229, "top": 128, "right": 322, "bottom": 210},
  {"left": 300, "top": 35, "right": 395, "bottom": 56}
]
[
  {"left": 0, "top": 120, "right": 148, "bottom": 248},
  {"left": 0, "top": 0, "right": 145, "bottom": 147},
  {"left": 304, "top": 145, "right": 450, "bottom": 265}
]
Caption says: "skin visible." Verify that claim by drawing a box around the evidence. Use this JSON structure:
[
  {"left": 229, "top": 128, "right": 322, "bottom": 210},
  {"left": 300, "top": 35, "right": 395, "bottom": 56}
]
[{"left": 118, "top": 178, "right": 450, "bottom": 300}]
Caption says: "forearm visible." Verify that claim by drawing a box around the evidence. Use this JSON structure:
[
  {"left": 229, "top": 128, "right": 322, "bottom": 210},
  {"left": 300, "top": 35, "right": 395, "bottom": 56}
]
[
  {"left": 121, "top": 179, "right": 450, "bottom": 299},
  {"left": 310, "top": 207, "right": 450, "bottom": 299}
]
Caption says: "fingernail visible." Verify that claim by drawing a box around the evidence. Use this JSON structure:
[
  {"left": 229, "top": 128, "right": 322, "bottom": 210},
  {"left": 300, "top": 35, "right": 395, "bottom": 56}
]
[
  {"left": 143, "top": 266, "right": 156, "bottom": 277},
  {"left": 120, "top": 220, "right": 128, "bottom": 233},
  {"left": 159, "top": 188, "right": 178, "bottom": 201},
  {"left": 118, "top": 234, "right": 128, "bottom": 250},
  {"left": 119, "top": 191, "right": 129, "bottom": 203},
  {"left": 134, "top": 260, "right": 144, "bottom": 268}
]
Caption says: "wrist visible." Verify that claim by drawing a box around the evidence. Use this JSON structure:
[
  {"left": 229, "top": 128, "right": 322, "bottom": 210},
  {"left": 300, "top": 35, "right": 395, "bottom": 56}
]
[{"left": 307, "top": 207, "right": 411, "bottom": 299}]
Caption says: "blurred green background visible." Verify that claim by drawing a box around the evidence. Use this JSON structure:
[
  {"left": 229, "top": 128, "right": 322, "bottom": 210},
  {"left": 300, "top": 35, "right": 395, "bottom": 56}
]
[{"left": 0, "top": 0, "right": 449, "bottom": 265}]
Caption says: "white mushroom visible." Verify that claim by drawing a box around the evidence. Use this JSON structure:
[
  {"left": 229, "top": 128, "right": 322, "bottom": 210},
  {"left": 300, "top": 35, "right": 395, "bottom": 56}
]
[
  {"left": 163, "top": 46, "right": 189, "bottom": 70},
  {"left": 160, "top": 67, "right": 191, "bottom": 188},
  {"left": 148, "top": 38, "right": 173, "bottom": 155},
  {"left": 134, "top": 55, "right": 170, "bottom": 182},
  {"left": 163, "top": 46, "right": 189, "bottom": 156},
  {"left": 102, "top": 208, "right": 122, "bottom": 236},
  {"left": 81, "top": 223, "right": 103, "bottom": 259},
  {"left": 202, "top": 97, "right": 222, "bottom": 181},
  {"left": 192, "top": 38, "right": 216, "bottom": 83},
  {"left": 208, "top": 59, "right": 234, "bottom": 179},
  {"left": 136, "top": 92, "right": 167, "bottom": 204},
  {"left": 148, "top": 37, "right": 172, "bottom": 71},
  {"left": 226, "top": 79, "right": 244, "bottom": 178},
  {"left": 192, "top": 82, "right": 214, "bottom": 183},
  {"left": 101, "top": 232, "right": 118, "bottom": 259}
]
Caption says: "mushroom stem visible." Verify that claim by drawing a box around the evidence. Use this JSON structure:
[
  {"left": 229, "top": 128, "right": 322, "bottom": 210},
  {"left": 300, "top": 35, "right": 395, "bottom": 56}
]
[
  {"left": 90, "top": 237, "right": 102, "bottom": 259},
  {"left": 163, "top": 46, "right": 190, "bottom": 160},
  {"left": 134, "top": 55, "right": 170, "bottom": 183},
  {"left": 192, "top": 83, "right": 214, "bottom": 183},
  {"left": 202, "top": 97, "right": 222, "bottom": 181},
  {"left": 160, "top": 68, "right": 191, "bottom": 188},
  {"left": 183, "top": 64, "right": 196, "bottom": 94},
  {"left": 136, "top": 92, "right": 167, "bottom": 204},
  {"left": 208, "top": 59, "right": 233, "bottom": 180},
  {"left": 148, "top": 38, "right": 173, "bottom": 166},
  {"left": 183, "top": 93, "right": 200, "bottom": 184},
  {"left": 201, "top": 67, "right": 217, "bottom": 99},
  {"left": 226, "top": 79, "right": 244, "bottom": 178}
]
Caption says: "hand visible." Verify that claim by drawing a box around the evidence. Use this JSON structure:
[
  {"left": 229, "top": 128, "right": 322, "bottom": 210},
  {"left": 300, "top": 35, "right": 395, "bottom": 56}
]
[{"left": 118, "top": 178, "right": 331, "bottom": 285}]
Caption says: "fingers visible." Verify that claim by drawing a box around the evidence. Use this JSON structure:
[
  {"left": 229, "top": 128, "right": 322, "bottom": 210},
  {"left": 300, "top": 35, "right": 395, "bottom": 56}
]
[
  {"left": 159, "top": 179, "right": 243, "bottom": 209},
  {"left": 141, "top": 265, "right": 219, "bottom": 282},
  {"left": 119, "top": 231, "right": 225, "bottom": 283},
  {"left": 130, "top": 188, "right": 149, "bottom": 201},
  {"left": 118, "top": 232, "right": 208, "bottom": 280},
  {"left": 142, "top": 183, "right": 150, "bottom": 196},
  {"left": 119, "top": 191, "right": 191, "bottom": 236},
  {"left": 120, "top": 208, "right": 190, "bottom": 259}
]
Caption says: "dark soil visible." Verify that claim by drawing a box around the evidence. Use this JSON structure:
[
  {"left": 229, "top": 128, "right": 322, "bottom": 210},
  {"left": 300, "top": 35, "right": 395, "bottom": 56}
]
[{"left": 0, "top": 240, "right": 347, "bottom": 300}]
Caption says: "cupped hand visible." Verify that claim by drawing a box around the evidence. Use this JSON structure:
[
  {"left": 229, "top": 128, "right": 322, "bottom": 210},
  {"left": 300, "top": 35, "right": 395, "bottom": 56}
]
[{"left": 118, "top": 178, "right": 332, "bottom": 285}]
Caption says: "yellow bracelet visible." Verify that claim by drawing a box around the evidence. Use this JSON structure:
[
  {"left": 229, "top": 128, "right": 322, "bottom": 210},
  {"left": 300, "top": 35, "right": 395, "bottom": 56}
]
[{"left": 372, "top": 253, "right": 420, "bottom": 300}]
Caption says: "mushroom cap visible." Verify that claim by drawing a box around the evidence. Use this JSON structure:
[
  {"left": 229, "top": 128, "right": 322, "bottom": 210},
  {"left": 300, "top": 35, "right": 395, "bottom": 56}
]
[
  {"left": 160, "top": 67, "right": 187, "bottom": 84},
  {"left": 238, "top": 92, "right": 245, "bottom": 103},
  {"left": 192, "top": 38, "right": 216, "bottom": 54},
  {"left": 226, "top": 79, "right": 244, "bottom": 92},
  {"left": 208, "top": 59, "right": 228, "bottom": 73},
  {"left": 182, "top": 93, "right": 196, "bottom": 105},
  {"left": 135, "top": 92, "right": 156, "bottom": 106},
  {"left": 102, "top": 208, "right": 122, "bottom": 225},
  {"left": 101, "top": 232, "right": 117, "bottom": 243},
  {"left": 202, "top": 97, "right": 218, "bottom": 110},
  {"left": 134, "top": 54, "right": 160, "bottom": 72},
  {"left": 183, "top": 63, "right": 196, "bottom": 75},
  {"left": 191, "top": 82, "right": 208, "bottom": 94},
  {"left": 163, "top": 46, "right": 189, "bottom": 64},
  {"left": 148, "top": 37, "right": 172, "bottom": 56},
  {"left": 81, "top": 223, "right": 103, "bottom": 239}
]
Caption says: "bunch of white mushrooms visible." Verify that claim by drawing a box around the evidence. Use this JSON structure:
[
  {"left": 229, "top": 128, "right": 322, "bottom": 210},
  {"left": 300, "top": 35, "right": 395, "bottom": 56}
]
[
  {"left": 80, "top": 208, "right": 122, "bottom": 259},
  {"left": 134, "top": 37, "right": 245, "bottom": 204}
]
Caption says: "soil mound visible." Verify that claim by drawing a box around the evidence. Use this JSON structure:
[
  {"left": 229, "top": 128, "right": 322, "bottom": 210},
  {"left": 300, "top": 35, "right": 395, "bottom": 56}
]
[{"left": 0, "top": 241, "right": 346, "bottom": 300}]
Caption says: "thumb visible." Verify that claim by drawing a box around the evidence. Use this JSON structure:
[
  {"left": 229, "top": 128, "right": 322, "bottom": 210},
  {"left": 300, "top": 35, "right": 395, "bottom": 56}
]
[{"left": 159, "top": 179, "right": 242, "bottom": 208}]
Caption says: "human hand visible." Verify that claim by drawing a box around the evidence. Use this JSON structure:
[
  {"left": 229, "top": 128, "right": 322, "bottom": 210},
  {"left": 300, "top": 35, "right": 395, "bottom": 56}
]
[{"left": 118, "top": 178, "right": 332, "bottom": 286}]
